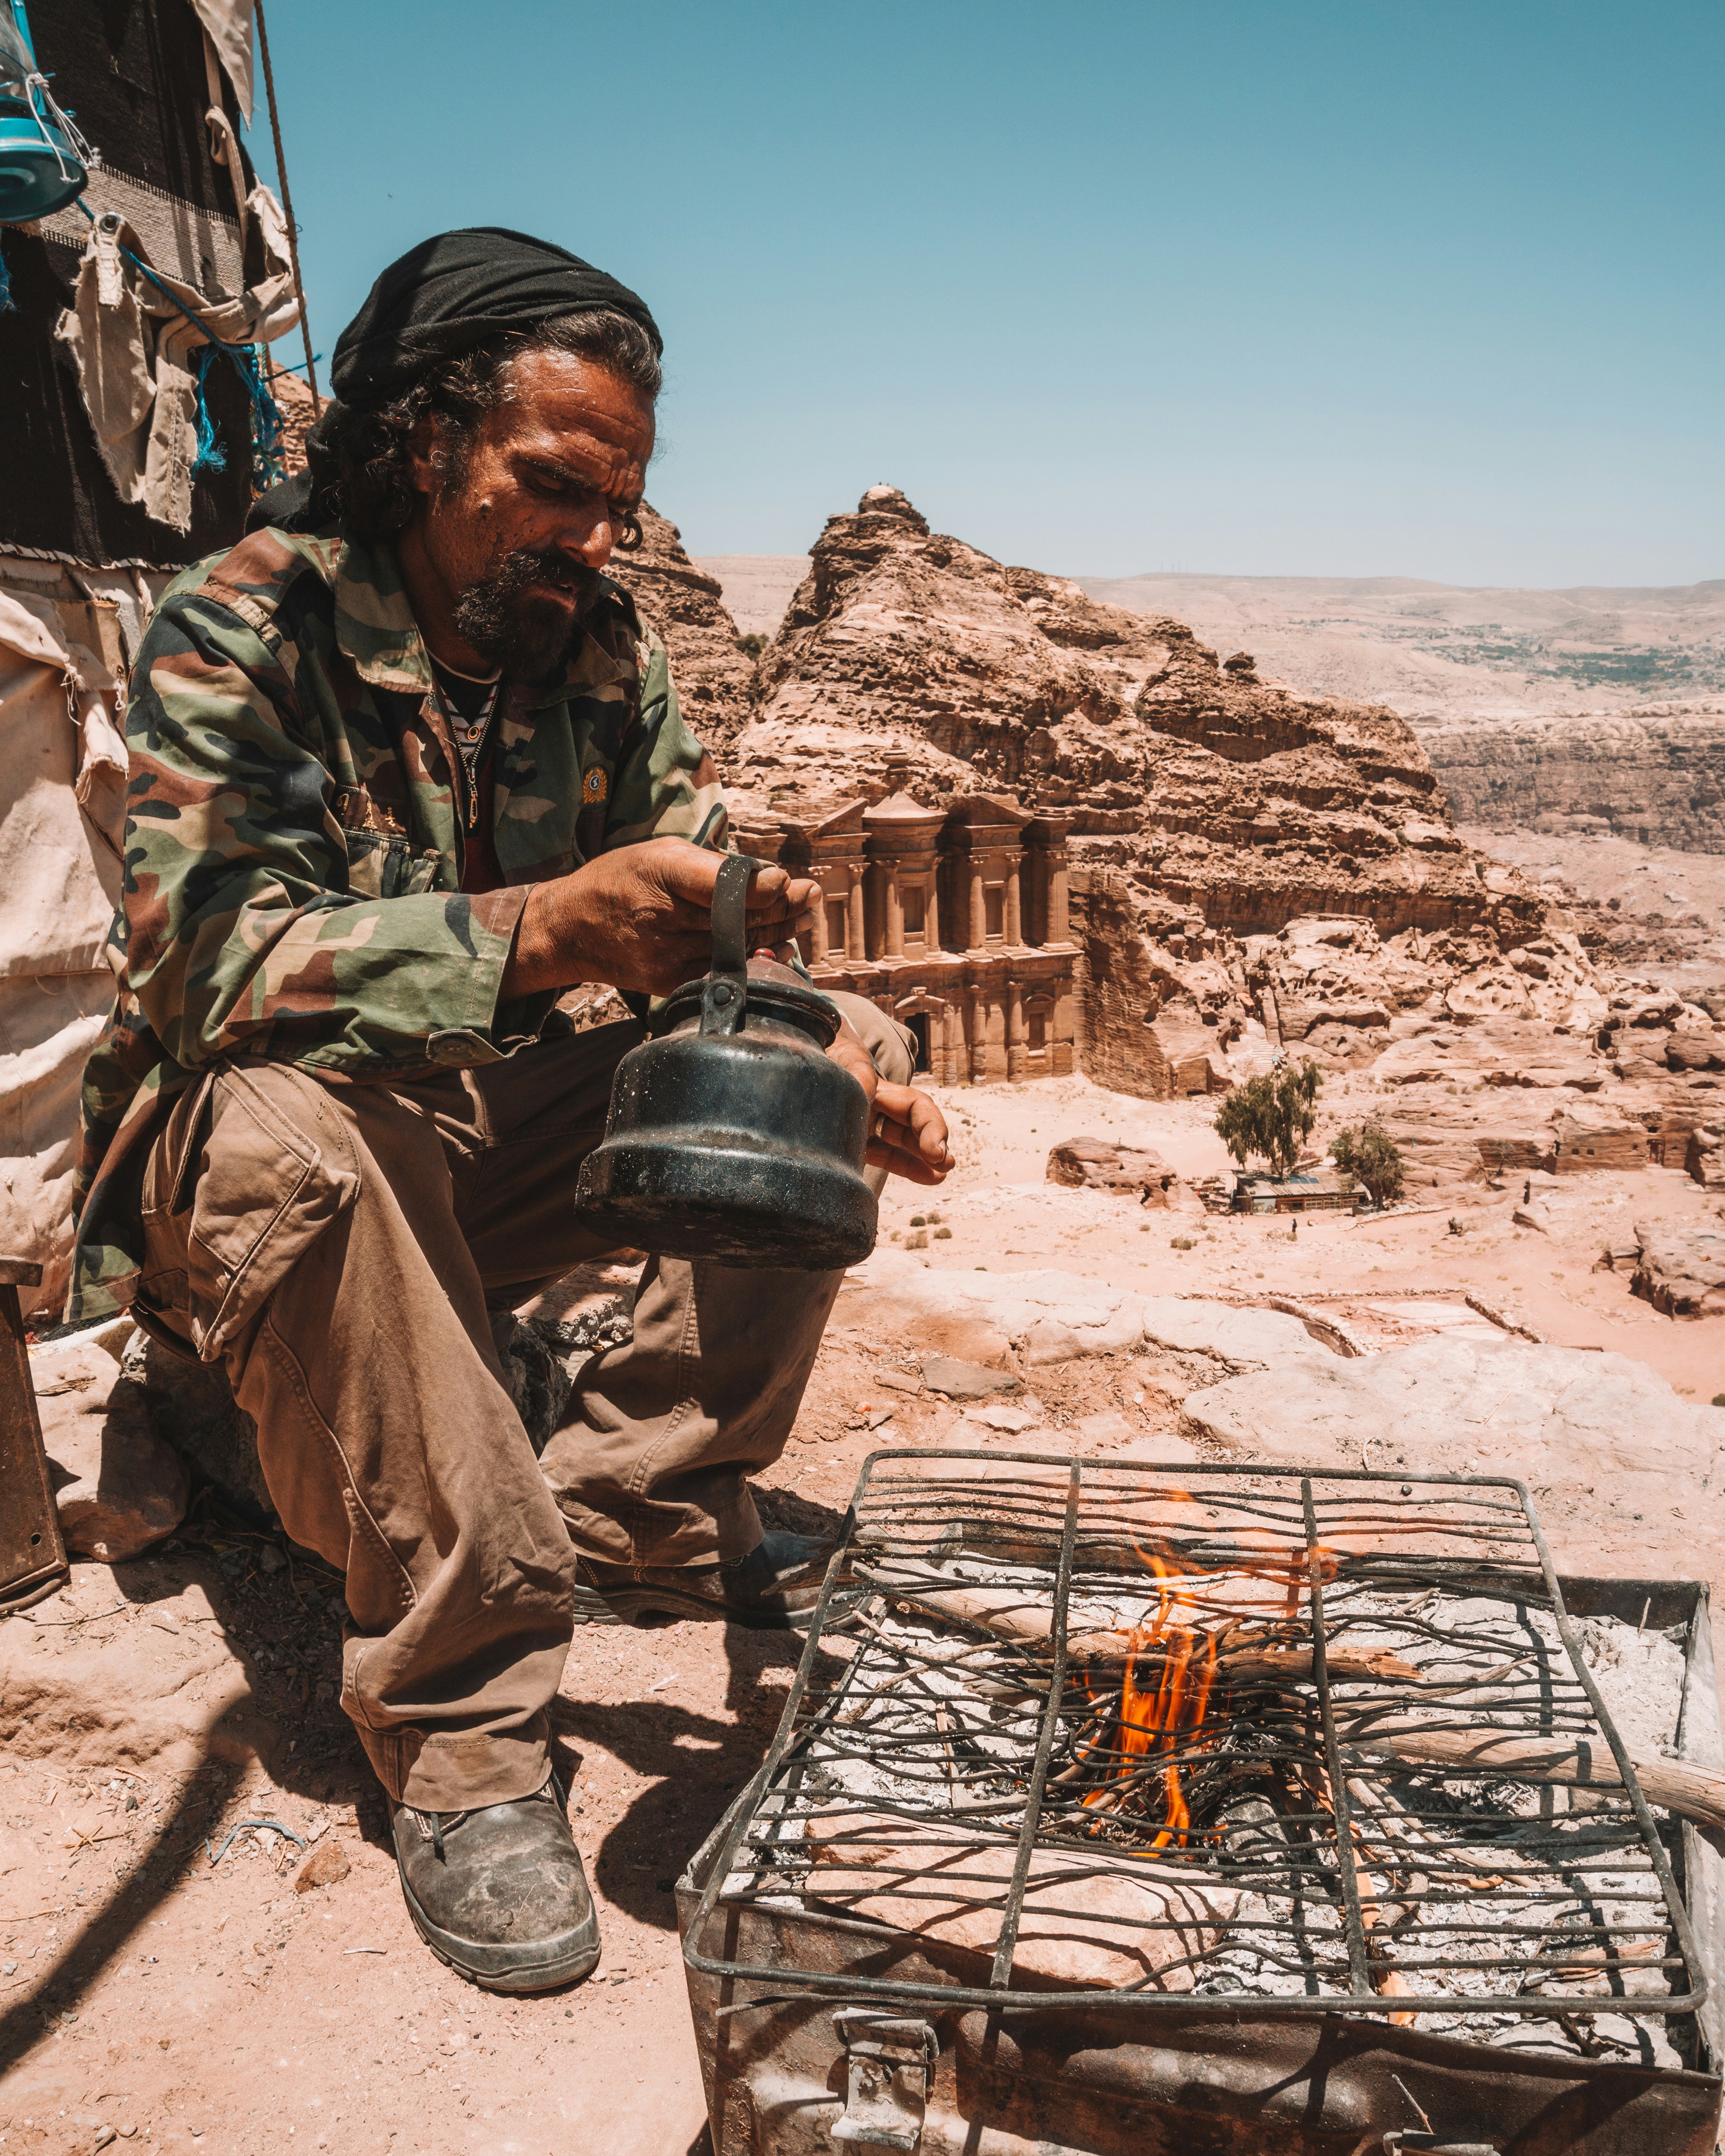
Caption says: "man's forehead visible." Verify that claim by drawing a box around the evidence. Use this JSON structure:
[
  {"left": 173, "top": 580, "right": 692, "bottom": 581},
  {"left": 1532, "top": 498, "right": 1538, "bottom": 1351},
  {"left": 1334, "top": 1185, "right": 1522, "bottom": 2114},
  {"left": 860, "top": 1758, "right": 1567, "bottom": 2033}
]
[{"left": 500, "top": 348, "right": 653, "bottom": 457}]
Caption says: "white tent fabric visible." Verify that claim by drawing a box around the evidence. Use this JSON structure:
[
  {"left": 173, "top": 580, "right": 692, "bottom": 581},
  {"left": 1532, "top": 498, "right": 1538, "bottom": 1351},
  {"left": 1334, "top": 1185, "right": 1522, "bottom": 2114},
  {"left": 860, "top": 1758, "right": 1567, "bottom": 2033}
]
[
  {"left": 188, "top": 0, "right": 255, "bottom": 121},
  {"left": 0, "top": 578, "right": 142, "bottom": 1319}
]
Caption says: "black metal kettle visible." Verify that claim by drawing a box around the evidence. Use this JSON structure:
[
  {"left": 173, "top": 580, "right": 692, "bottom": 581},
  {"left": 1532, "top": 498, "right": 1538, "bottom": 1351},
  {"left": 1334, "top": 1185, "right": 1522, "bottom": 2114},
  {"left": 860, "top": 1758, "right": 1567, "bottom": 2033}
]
[{"left": 573, "top": 854, "right": 879, "bottom": 1270}]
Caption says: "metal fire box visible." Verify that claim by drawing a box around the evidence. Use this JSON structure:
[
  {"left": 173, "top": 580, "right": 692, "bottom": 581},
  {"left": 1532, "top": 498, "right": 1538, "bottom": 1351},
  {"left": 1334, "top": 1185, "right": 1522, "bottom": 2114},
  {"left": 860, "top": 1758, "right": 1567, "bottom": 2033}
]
[{"left": 677, "top": 1452, "right": 1725, "bottom": 2156}]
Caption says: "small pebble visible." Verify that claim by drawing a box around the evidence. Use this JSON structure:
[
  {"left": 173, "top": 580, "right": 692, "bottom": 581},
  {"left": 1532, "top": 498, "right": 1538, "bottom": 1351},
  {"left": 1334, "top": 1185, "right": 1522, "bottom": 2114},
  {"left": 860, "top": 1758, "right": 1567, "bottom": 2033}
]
[
  {"left": 259, "top": 1546, "right": 286, "bottom": 1574},
  {"left": 1, "top": 1960, "right": 15, "bottom": 1975},
  {"left": 93, "top": 2130, "right": 117, "bottom": 2150}
]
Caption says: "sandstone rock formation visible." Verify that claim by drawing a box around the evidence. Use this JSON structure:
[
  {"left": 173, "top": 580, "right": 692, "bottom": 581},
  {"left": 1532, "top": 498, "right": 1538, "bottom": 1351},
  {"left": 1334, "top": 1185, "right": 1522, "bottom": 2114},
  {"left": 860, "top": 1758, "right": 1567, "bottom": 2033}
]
[
  {"left": 1046, "top": 1136, "right": 1181, "bottom": 1202},
  {"left": 731, "top": 485, "right": 1552, "bottom": 1100},
  {"left": 606, "top": 504, "right": 757, "bottom": 758},
  {"left": 1627, "top": 1218, "right": 1725, "bottom": 1316},
  {"left": 741, "top": 487, "right": 1535, "bottom": 924},
  {"left": 1052, "top": 1138, "right": 1199, "bottom": 1207}
]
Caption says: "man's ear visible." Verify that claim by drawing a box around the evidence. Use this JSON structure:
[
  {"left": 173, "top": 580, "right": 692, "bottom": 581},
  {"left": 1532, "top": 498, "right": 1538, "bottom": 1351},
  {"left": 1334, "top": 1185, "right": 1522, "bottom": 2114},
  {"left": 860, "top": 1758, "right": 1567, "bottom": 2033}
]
[{"left": 404, "top": 414, "right": 442, "bottom": 499}]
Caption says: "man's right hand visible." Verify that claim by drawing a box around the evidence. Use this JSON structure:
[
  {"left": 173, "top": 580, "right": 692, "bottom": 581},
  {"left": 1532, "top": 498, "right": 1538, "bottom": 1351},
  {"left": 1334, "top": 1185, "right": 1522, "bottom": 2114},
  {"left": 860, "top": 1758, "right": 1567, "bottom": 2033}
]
[{"left": 504, "top": 839, "right": 819, "bottom": 1001}]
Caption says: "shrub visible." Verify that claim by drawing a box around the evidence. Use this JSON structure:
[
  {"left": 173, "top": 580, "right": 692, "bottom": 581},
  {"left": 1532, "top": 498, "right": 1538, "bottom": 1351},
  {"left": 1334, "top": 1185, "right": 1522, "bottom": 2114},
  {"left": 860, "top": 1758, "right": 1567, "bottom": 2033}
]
[
  {"left": 1215, "top": 1059, "right": 1322, "bottom": 1180},
  {"left": 1330, "top": 1118, "right": 1406, "bottom": 1210}
]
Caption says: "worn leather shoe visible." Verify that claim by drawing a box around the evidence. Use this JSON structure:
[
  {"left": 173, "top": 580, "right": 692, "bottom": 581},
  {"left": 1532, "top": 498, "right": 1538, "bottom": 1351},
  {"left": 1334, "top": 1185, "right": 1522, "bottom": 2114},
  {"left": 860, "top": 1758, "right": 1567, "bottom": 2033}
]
[
  {"left": 392, "top": 1776, "right": 599, "bottom": 1992},
  {"left": 569, "top": 1529, "right": 833, "bottom": 1630}
]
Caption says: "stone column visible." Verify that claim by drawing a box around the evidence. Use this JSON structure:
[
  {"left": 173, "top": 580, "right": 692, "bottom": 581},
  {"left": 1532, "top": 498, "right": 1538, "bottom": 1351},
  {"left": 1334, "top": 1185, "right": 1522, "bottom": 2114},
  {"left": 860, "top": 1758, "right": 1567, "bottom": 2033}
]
[
  {"left": 942, "top": 1004, "right": 960, "bottom": 1085},
  {"left": 885, "top": 869, "right": 904, "bottom": 959},
  {"left": 1007, "top": 980, "right": 1025, "bottom": 1081},
  {"left": 924, "top": 876, "right": 940, "bottom": 954},
  {"left": 1005, "top": 859, "right": 1023, "bottom": 947},
  {"left": 847, "top": 860, "right": 867, "bottom": 961},
  {"left": 1045, "top": 846, "right": 1069, "bottom": 944},
  {"left": 969, "top": 986, "right": 989, "bottom": 1083},
  {"left": 969, "top": 863, "right": 987, "bottom": 951},
  {"left": 809, "top": 879, "right": 830, "bottom": 963}
]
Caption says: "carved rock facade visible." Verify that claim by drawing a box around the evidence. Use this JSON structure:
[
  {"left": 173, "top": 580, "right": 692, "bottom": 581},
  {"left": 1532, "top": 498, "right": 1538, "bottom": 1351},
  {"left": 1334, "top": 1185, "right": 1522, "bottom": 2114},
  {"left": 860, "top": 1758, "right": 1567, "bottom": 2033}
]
[{"left": 733, "top": 754, "right": 1077, "bottom": 1083}]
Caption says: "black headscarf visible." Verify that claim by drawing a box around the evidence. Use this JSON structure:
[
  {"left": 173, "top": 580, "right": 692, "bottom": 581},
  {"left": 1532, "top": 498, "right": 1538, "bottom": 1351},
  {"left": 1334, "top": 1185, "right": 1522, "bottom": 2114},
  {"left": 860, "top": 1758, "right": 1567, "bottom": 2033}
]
[
  {"left": 248, "top": 226, "right": 660, "bottom": 532},
  {"left": 330, "top": 226, "right": 660, "bottom": 408}
]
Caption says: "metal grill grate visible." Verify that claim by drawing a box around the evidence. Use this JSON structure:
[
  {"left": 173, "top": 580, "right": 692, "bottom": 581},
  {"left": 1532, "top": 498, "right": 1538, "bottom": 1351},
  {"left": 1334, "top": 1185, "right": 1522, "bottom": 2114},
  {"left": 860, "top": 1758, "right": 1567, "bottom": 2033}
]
[{"left": 684, "top": 1453, "right": 1708, "bottom": 2033}]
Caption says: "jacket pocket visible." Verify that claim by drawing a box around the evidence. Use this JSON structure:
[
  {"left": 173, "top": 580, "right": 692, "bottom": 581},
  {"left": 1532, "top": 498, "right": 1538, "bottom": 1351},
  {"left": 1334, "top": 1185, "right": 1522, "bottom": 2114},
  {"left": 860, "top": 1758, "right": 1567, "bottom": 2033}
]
[
  {"left": 183, "top": 1063, "right": 360, "bottom": 1361},
  {"left": 345, "top": 830, "right": 411, "bottom": 899}
]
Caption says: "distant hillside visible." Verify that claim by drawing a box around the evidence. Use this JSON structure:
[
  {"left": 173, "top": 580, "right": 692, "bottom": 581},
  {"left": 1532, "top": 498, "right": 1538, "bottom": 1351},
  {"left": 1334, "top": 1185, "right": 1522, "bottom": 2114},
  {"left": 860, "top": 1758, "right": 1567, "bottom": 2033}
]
[
  {"left": 693, "top": 554, "right": 809, "bottom": 639},
  {"left": 1073, "top": 572, "right": 1725, "bottom": 727}
]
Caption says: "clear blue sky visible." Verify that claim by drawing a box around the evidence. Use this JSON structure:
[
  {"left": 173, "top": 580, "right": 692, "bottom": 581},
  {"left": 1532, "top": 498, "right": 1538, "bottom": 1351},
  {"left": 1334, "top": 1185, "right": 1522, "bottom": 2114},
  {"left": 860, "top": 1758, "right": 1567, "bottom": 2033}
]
[{"left": 246, "top": 0, "right": 1722, "bottom": 588}]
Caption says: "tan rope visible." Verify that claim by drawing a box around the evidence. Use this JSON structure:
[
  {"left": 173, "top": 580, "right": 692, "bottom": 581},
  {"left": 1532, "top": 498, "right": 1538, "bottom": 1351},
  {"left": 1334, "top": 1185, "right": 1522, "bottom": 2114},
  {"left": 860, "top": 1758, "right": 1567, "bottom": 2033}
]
[{"left": 253, "top": 0, "right": 319, "bottom": 408}]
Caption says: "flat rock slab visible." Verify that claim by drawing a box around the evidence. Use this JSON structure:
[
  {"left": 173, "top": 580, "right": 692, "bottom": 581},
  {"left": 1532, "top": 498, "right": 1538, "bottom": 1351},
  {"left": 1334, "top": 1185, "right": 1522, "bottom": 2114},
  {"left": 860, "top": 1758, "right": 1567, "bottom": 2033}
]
[
  {"left": 843, "top": 1254, "right": 1146, "bottom": 1365},
  {"left": 1182, "top": 1334, "right": 1720, "bottom": 1510},
  {"left": 923, "top": 1357, "right": 1020, "bottom": 1399},
  {"left": 1139, "top": 1297, "right": 1340, "bottom": 1371}
]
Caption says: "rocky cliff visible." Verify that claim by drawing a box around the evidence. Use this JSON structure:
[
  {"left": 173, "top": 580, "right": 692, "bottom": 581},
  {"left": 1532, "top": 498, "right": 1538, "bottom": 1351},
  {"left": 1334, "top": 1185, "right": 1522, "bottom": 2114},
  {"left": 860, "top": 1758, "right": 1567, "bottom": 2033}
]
[
  {"left": 1423, "top": 705, "right": 1725, "bottom": 851},
  {"left": 738, "top": 486, "right": 1546, "bottom": 947},
  {"left": 605, "top": 504, "right": 757, "bottom": 758}
]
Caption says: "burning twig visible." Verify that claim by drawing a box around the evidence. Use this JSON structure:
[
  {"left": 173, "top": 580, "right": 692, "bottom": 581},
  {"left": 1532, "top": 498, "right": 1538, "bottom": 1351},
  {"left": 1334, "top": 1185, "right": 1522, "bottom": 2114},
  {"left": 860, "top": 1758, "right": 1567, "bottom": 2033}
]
[{"left": 855, "top": 1561, "right": 1418, "bottom": 1686}]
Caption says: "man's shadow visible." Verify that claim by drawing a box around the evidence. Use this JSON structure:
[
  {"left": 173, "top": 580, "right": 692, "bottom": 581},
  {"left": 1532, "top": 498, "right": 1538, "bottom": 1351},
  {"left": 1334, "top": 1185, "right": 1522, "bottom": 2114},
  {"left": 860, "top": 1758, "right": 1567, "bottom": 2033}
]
[
  {"left": 550, "top": 1620, "right": 811, "bottom": 1933},
  {"left": 0, "top": 1502, "right": 372, "bottom": 2081}
]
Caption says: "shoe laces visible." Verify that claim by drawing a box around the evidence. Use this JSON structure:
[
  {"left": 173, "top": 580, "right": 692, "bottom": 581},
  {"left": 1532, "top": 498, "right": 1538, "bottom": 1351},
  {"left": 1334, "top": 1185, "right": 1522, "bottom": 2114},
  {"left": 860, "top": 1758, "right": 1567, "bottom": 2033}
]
[{"left": 407, "top": 1773, "right": 563, "bottom": 1864}]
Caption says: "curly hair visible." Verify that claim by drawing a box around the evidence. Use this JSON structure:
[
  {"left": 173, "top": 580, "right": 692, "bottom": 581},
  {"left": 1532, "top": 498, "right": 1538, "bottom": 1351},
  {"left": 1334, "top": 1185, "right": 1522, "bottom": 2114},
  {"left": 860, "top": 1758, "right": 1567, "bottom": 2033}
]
[{"left": 312, "top": 309, "right": 661, "bottom": 542}]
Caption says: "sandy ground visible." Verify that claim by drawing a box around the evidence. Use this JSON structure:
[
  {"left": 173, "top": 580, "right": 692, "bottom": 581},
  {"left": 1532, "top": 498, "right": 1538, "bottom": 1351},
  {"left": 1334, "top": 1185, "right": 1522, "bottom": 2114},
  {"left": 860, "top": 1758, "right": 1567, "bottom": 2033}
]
[{"left": 6, "top": 1072, "right": 1725, "bottom": 2156}]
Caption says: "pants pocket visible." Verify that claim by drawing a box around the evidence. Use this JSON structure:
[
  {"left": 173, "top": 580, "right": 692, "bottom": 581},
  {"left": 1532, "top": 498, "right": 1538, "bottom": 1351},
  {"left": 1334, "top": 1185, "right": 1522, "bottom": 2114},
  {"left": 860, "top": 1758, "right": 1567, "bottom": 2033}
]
[{"left": 183, "top": 1064, "right": 361, "bottom": 1361}]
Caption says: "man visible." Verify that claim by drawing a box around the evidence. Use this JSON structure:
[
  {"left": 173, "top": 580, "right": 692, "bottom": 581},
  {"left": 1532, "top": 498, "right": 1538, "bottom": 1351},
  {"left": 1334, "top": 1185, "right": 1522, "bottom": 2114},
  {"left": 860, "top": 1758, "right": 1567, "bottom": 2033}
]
[{"left": 69, "top": 228, "right": 951, "bottom": 1994}]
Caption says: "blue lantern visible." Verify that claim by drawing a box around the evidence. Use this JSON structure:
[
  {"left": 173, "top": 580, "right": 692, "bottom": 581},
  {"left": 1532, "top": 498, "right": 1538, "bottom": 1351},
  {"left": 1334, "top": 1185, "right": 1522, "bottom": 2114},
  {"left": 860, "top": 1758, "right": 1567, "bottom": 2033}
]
[{"left": 0, "top": 0, "right": 92, "bottom": 225}]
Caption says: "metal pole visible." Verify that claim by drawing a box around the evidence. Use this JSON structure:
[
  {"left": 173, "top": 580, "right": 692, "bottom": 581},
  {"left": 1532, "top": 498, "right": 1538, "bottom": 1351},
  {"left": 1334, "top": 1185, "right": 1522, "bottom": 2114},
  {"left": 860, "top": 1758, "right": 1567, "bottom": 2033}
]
[{"left": 253, "top": 0, "right": 320, "bottom": 407}]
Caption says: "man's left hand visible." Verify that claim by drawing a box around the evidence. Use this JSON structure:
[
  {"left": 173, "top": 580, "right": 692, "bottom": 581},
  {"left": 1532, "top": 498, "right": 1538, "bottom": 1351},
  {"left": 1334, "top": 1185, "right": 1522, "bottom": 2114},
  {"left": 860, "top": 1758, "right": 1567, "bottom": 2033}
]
[{"left": 825, "top": 1022, "right": 954, "bottom": 1185}]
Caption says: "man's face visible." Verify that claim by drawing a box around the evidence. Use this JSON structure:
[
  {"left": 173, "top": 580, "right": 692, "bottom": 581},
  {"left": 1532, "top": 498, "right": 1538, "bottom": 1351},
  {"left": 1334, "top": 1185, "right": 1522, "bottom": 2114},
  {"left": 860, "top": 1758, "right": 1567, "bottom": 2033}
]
[{"left": 408, "top": 346, "right": 656, "bottom": 679}]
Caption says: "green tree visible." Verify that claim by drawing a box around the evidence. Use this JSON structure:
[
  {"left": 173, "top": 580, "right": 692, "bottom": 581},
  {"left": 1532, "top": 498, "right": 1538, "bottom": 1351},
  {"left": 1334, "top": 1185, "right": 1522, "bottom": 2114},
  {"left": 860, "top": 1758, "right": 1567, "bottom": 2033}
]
[
  {"left": 1329, "top": 1118, "right": 1405, "bottom": 1209},
  {"left": 735, "top": 632, "right": 768, "bottom": 659},
  {"left": 1214, "top": 1059, "right": 1322, "bottom": 1180}
]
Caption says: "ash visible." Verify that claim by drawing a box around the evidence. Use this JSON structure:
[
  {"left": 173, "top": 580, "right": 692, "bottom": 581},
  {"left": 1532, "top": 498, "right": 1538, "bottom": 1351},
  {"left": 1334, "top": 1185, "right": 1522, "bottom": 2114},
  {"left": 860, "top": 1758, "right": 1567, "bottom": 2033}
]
[{"left": 738, "top": 1552, "right": 1699, "bottom": 2069}]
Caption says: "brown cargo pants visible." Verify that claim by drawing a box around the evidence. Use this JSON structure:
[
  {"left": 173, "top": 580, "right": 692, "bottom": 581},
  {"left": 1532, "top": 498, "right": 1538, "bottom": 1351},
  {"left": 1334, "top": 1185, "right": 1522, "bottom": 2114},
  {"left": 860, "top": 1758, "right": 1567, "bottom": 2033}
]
[{"left": 134, "top": 996, "right": 912, "bottom": 1812}]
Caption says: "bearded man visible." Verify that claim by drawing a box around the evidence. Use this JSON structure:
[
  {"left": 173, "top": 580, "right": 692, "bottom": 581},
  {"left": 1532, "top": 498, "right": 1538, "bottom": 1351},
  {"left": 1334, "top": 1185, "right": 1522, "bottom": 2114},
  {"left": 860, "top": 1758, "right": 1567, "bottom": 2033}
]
[{"left": 68, "top": 229, "right": 951, "bottom": 1994}]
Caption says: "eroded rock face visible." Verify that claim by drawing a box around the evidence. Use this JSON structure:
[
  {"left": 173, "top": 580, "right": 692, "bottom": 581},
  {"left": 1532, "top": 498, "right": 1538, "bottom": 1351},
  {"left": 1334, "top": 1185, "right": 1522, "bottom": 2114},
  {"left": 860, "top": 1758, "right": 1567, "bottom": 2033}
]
[
  {"left": 606, "top": 504, "right": 757, "bottom": 760},
  {"left": 1046, "top": 1137, "right": 1183, "bottom": 1204},
  {"left": 1426, "top": 708, "right": 1725, "bottom": 853},
  {"left": 1629, "top": 1218, "right": 1725, "bottom": 1316}
]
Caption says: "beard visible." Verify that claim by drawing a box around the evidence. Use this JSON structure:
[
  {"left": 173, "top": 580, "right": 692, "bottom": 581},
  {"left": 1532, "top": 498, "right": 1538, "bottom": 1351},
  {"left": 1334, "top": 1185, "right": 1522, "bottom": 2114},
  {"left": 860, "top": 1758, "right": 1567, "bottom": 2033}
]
[{"left": 452, "top": 548, "right": 603, "bottom": 682}]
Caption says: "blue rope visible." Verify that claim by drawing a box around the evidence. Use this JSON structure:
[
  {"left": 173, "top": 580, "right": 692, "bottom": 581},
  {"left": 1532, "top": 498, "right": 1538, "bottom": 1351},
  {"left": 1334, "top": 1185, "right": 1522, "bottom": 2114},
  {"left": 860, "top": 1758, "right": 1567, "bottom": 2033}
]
[
  {"left": 191, "top": 343, "right": 228, "bottom": 472},
  {"left": 118, "top": 247, "right": 287, "bottom": 488},
  {"left": 65, "top": 209, "right": 288, "bottom": 488}
]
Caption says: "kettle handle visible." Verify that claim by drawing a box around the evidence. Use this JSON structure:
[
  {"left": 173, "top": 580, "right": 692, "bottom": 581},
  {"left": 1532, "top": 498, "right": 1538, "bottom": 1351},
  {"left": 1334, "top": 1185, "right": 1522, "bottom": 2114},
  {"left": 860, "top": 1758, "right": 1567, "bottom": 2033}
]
[{"left": 699, "top": 852, "right": 763, "bottom": 1039}]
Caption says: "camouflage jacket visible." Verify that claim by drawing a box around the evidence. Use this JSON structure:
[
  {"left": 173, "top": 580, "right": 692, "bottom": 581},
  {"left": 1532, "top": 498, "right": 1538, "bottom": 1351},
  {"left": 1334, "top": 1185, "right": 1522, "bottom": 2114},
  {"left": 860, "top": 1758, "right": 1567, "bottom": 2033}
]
[{"left": 68, "top": 522, "right": 726, "bottom": 1324}]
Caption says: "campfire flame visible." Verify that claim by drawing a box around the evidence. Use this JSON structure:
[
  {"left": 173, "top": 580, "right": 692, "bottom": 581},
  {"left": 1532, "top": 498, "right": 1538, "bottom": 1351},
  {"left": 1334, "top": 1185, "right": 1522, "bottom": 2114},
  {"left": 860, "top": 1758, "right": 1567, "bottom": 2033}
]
[
  {"left": 1082, "top": 1552, "right": 1220, "bottom": 1846},
  {"left": 1078, "top": 1520, "right": 1337, "bottom": 1847}
]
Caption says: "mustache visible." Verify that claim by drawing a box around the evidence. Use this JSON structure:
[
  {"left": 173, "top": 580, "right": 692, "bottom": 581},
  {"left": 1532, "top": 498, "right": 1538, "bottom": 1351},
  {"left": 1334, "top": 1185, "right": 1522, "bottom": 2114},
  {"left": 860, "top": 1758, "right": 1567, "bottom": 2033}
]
[
  {"left": 452, "top": 550, "right": 601, "bottom": 676},
  {"left": 487, "top": 548, "right": 598, "bottom": 601}
]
